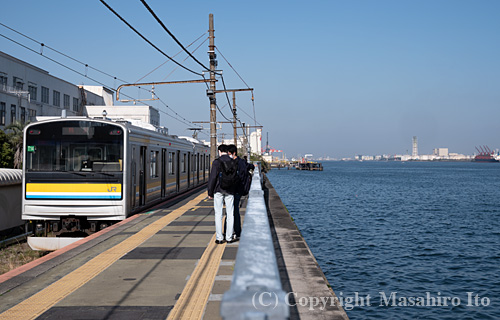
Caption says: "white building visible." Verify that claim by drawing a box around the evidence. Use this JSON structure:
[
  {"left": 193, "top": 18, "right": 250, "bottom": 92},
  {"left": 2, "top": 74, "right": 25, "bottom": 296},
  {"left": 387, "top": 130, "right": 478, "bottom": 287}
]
[
  {"left": 249, "top": 128, "right": 262, "bottom": 156},
  {"left": 201, "top": 127, "right": 262, "bottom": 156},
  {"left": 85, "top": 105, "right": 160, "bottom": 127},
  {"left": 0, "top": 51, "right": 111, "bottom": 130},
  {"left": 433, "top": 148, "right": 449, "bottom": 157}
]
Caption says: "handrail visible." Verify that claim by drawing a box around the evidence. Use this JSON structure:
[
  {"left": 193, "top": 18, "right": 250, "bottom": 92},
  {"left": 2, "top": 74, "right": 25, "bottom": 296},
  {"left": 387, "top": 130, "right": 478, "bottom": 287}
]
[{"left": 220, "top": 164, "right": 289, "bottom": 319}]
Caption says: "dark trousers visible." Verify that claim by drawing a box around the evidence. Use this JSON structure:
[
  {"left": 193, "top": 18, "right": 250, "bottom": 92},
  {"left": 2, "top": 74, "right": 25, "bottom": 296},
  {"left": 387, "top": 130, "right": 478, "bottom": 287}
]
[{"left": 224, "top": 193, "right": 241, "bottom": 237}]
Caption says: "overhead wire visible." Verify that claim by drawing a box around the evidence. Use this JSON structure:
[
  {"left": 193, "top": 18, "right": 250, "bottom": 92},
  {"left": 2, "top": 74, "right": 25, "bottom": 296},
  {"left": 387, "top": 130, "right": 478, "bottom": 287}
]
[
  {"left": 215, "top": 46, "right": 251, "bottom": 89},
  {"left": 0, "top": 28, "right": 204, "bottom": 131},
  {"left": 5, "top": 4, "right": 254, "bottom": 140},
  {"left": 220, "top": 74, "right": 249, "bottom": 142},
  {"left": 0, "top": 33, "right": 166, "bottom": 114},
  {"left": 98, "top": 1, "right": 215, "bottom": 131},
  {"left": 140, "top": 0, "right": 211, "bottom": 72},
  {"left": 162, "top": 37, "right": 208, "bottom": 81},
  {"left": 215, "top": 46, "right": 259, "bottom": 127},
  {"left": 0, "top": 22, "right": 128, "bottom": 84},
  {"left": 99, "top": 0, "right": 204, "bottom": 77},
  {"left": 122, "top": 0, "right": 251, "bottom": 139},
  {"left": 0, "top": 33, "right": 116, "bottom": 94},
  {"left": 136, "top": 32, "right": 207, "bottom": 83}
]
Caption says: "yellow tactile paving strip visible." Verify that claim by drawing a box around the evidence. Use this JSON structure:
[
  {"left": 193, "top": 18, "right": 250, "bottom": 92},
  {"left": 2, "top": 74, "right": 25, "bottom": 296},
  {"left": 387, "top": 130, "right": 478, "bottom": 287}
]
[
  {"left": 0, "top": 193, "right": 207, "bottom": 320},
  {"left": 166, "top": 233, "right": 226, "bottom": 320}
]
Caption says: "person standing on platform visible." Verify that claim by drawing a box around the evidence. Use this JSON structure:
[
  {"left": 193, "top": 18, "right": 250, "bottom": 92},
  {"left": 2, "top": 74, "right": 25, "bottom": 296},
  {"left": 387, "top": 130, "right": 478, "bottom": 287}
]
[
  {"left": 226, "top": 144, "right": 255, "bottom": 241},
  {"left": 208, "top": 144, "right": 237, "bottom": 244}
]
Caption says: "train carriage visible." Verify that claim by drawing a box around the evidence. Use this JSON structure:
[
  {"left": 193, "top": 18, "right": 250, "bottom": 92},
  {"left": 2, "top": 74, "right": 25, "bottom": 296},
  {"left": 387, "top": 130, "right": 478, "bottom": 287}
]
[{"left": 23, "top": 116, "right": 209, "bottom": 248}]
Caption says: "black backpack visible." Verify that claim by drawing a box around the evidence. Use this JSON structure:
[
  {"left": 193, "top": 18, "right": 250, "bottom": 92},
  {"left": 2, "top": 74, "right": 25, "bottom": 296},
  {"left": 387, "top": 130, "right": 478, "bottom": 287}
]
[
  {"left": 219, "top": 158, "right": 239, "bottom": 190},
  {"left": 239, "top": 169, "right": 252, "bottom": 196}
]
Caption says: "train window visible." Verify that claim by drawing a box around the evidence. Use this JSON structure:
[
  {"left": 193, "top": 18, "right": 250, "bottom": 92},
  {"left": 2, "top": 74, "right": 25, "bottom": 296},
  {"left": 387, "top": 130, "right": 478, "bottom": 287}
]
[
  {"left": 25, "top": 121, "right": 123, "bottom": 172},
  {"left": 182, "top": 154, "right": 186, "bottom": 173},
  {"left": 168, "top": 152, "right": 174, "bottom": 174},
  {"left": 150, "top": 151, "right": 159, "bottom": 178}
]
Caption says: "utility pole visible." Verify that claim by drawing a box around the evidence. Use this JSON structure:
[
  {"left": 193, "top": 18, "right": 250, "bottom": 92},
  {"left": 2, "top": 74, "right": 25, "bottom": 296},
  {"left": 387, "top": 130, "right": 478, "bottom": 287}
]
[{"left": 208, "top": 14, "right": 217, "bottom": 163}]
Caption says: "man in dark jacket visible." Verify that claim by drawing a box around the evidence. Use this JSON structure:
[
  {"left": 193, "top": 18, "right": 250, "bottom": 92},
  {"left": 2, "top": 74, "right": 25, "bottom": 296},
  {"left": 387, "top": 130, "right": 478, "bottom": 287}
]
[
  {"left": 226, "top": 144, "right": 255, "bottom": 241},
  {"left": 208, "top": 144, "right": 235, "bottom": 244}
]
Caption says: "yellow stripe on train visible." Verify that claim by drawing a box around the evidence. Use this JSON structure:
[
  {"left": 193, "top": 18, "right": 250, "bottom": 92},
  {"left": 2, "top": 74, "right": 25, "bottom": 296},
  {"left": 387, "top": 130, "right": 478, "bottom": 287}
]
[{"left": 26, "top": 183, "right": 122, "bottom": 193}]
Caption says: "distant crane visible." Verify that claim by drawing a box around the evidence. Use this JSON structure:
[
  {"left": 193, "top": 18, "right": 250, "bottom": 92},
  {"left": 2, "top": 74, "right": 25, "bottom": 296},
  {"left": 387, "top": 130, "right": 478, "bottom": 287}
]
[
  {"left": 475, "top": 145, "right": 494, "bottom": 156},
  {"left": 263, "top": 132, "right": 283, "bottom": 154}
]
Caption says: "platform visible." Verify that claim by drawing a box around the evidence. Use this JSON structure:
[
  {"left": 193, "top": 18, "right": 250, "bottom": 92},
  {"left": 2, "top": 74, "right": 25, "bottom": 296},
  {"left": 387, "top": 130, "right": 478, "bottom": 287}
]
[{"left": 0, "top": 175, "right": 348, "bottom": 319}]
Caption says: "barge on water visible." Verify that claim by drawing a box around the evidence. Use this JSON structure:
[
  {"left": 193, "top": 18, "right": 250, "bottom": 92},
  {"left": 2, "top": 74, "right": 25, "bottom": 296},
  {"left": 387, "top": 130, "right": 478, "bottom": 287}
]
[{"left": 297, "top": 162, "right": 323, "bottom": 171}]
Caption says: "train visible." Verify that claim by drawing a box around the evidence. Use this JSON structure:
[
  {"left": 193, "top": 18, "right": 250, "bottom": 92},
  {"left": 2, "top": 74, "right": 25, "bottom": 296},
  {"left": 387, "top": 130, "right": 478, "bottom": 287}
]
[{"left": 22, "top": 116, "right": 210, "bottom": 248}]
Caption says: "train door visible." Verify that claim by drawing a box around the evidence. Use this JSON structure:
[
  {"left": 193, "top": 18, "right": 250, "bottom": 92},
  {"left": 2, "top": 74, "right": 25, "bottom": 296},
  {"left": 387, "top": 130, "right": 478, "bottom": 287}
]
[
  {"left": 176, "top": 150, "right": 180, "bottom": 192},
  {"left": 139, "top": 146, "right": 147, "bottom": 206},
  {"left": 161, "top": 148, "right": 166, "bottom": 198}
]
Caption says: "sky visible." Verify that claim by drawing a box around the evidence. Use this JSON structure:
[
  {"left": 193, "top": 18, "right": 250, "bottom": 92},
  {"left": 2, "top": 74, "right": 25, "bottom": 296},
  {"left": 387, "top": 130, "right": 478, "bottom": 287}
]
[{"left": 1, "top": 0, "right": 499, "bottom": 158}]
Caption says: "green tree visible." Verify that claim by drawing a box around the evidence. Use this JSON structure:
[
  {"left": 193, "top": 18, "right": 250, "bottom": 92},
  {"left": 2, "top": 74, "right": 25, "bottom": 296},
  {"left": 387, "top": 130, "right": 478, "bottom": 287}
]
[
  {"left": 0, "top": 129, "right": 14, "bottom": 168},
  {"left": 5, "top": 121, "right": 26, "bottom": 169}
]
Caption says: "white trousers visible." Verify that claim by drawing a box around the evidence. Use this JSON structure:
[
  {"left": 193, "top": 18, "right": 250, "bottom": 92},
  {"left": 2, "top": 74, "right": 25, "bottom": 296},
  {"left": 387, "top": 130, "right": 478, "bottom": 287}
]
[{"left": 214, "top": 192, "right": 234, "bottom": 241}]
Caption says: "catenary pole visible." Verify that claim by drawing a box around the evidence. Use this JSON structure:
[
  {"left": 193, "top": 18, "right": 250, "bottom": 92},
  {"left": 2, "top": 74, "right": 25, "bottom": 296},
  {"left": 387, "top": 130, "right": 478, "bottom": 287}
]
[
  {"left": 208, "top": 14, "right": 217, "bottom": 162},
  {"left": 233, "top": 91, "right": 237, "bottom": 146}
]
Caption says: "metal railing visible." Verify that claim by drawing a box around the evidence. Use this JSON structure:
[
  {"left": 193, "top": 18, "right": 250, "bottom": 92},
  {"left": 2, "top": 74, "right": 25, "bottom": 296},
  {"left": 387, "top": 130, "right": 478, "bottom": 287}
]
[
  {"left": 0, "top": 84, "right": 29, "bottom": 97},
  {"left": 221, "top": 164, "right": 289, "bottom": 319}
]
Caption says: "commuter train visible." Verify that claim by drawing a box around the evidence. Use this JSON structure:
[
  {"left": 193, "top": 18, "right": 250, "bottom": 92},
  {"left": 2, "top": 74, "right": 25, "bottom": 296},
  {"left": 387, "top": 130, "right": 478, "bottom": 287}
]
[{"left": 22, "top": 117, "right": 210, "bottom": 240}]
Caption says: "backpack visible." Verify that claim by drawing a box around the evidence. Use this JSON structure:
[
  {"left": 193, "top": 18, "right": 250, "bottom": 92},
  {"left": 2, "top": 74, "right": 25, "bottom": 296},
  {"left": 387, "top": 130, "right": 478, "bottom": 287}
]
[
  {"left": 219, "top": 158, "right": 239, "bottom": 191},
  {"left": 239, "top": 169, "right": 252, "bottom": 196}
]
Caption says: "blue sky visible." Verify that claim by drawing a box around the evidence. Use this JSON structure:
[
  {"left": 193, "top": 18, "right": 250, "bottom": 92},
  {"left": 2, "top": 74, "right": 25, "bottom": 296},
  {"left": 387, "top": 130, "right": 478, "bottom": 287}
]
[{"left": 1, "top": 0, "right": 499, "bottom": 158}]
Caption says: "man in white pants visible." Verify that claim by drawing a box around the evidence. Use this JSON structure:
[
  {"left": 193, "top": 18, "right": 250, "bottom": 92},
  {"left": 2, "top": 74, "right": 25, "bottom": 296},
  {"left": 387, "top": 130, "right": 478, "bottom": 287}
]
[{"left": 207, "top": 144, "right": 236, "bottom": 244}]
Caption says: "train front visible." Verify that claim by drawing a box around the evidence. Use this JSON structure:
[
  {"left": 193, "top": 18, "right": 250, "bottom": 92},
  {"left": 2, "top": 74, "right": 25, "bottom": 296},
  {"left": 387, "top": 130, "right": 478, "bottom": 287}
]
[{"left": 23, "top": 118, "right": 127, "bottom": 248}]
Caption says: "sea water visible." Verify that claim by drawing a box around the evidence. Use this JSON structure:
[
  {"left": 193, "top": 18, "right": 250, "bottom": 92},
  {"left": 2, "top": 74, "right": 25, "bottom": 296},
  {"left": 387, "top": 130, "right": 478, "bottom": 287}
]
[{"left": 266, "top": 161, "right": 500, "bottom": 319}]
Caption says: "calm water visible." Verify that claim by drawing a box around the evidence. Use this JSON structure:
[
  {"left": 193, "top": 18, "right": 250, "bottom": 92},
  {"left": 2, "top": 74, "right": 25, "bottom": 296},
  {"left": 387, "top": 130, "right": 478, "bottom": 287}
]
[{"left": 267, "top": 161, "right": 500, "bottom": 319}]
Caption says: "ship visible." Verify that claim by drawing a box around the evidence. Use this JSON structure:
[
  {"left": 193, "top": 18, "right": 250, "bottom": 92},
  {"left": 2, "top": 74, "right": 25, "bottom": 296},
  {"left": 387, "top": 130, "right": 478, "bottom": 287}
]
[
  {"left": 297, "top": 161, "right": 323, "bottom": 171},
  {"left": 474, "top": 146, "right": 499, "bottom": 162}
]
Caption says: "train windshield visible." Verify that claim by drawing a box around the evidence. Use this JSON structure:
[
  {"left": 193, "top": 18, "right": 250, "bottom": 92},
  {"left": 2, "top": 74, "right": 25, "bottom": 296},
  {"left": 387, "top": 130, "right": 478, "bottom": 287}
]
[{"left": 25, "top": 120, "right": 124, "bottom": 173}]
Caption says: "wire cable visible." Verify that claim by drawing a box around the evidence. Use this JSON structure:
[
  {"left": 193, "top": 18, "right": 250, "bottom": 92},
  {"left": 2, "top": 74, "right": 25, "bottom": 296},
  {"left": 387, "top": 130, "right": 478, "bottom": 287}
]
[
  {"left": 0, "top": 33, "right": 116, "bottom": 92},
  {"left": 99, "top": 0, "right": 203, "bottom": 77},
  {"left": 162, "top": 37, "right": 208, "bottom": 81},
  {"left": 220, "top": 75, "right": 250, "bottom": 141},
  {"left": 140, "top": 0, "right": 211, "bottom": 72},
  {"left": 136, "top": 32, "right": 207, "bottom": 83},
  {"left": 0, "top": 31, "right": 204, "bottom": 130},
  {"left": 215, "top": 46, "right": 251, "bottom": 88},
  {"left": 0, "top": 22, "right": 128, "bottom": 84},
  {"left": 216, "top": 46, "right": 259, "bottom": 127}
]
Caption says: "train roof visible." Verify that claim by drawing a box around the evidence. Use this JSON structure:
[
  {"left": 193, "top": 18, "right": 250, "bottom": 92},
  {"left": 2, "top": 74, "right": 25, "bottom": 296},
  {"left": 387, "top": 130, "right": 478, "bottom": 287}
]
[{"left": 26, "top": 116, "right": 210, "bottom": 149}]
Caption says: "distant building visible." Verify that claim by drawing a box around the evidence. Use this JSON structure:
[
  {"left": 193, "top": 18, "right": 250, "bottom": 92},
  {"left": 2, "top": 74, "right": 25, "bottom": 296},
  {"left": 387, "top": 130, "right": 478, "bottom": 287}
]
[
  {"left": 433, "top": 148, "right": 449, "bottom": 157},
  {"left": 85, "top": 105, "right": 160, "bottom": 127},
  {"left": 0, "top": 51, "right": 111, "bottom": 130},
  {"left": 412, "top": 136, "right": 418, "bottom": 157},
  {"left": 249, "top": 128, "right": 262, "bottom": 156}
]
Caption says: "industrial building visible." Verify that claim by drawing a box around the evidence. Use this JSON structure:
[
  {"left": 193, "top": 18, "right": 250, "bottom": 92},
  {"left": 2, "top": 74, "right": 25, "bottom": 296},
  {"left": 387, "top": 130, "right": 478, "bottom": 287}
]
[
  {"left": 0, "top": 51, "right": 166, "bottom": 132},
  {"left": 0, "top": 51, "right": 112, "bottom": 130}
]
